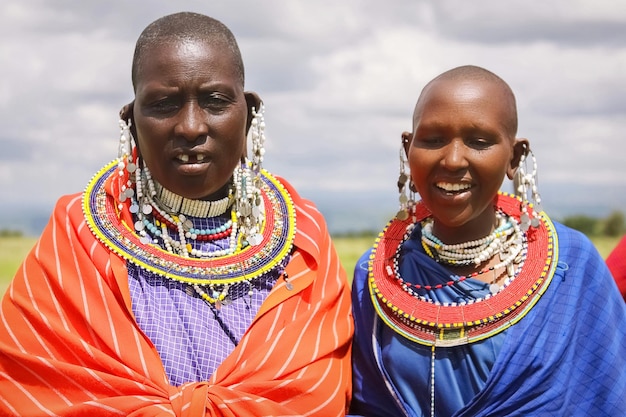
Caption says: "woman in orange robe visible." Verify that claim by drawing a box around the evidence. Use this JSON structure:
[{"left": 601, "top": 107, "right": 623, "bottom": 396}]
[{"left": 0, "top": 12, "right": 352, "bottom": 416}]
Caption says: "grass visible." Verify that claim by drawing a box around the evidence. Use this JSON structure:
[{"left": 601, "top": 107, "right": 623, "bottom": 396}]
[
  {"left": 333, "top": 234, "right": 378, "bottom": 279},
  {"left": 0, "top": 234, "right": 621, "bottom": 298},
  {"left": 0, "top": 236, "right": 37, "bottom": 296},
  {"left": 590, "top": 235, "right": 621, "bottom": 260}
]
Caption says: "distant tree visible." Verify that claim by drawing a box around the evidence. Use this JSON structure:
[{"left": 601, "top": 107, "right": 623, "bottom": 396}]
[
  {"left": 0, "top": 229, "right": 23, "bottom": 237},
  {"left": 561, "top": 215, "right": 600, "bottom": 236},
  {"left": 603, "top": 211, "right": 625, "bottom": 237},
  {"left": 332, "top": 230, "right": 378, "bottom": 239}
]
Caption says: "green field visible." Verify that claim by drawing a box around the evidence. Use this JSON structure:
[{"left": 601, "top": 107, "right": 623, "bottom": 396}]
[
  {"left": 0, "top": 234, "right": 621, "bottom": 297},
  {"left": 0, "top": 236, "right": 37, "bottom": 296}
]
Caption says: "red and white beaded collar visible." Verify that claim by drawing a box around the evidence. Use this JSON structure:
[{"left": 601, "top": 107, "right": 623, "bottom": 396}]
[{"left": 368, "top": 192, "right": 558, "bottom": 347}]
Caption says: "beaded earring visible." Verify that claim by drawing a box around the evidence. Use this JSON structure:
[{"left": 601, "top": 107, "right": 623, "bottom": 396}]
[
  {"left": 117, "top": 119, "right": 138, "bottom": 207},
  {"left": 250, "top": 103, "right": 266, "bottom": 175},
  {"left": 234, "top": 104, "right": 266, "bottom": 246},
  {"left": 234, "top": 160, "right": 264, "bottom": 246},
  {"left": 396, "top": 141, "right": 415, "bottom": 220},
  {"left": 515, "top": 146, "right": 543, "bottom": 231}
]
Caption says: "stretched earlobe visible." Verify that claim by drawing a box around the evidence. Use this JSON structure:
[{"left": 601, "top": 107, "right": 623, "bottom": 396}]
[
  {"left": 245, "top": 92, "right": 262, "bottom": 134},
  {"left": 119, "top": 101, "right": 138, "bottom": 153},
  {"left": 119, "top": 101, "right": 135, "bottom": 122},
  {"left": 507, "top": 138, "right": 530, "bottom": 180},
  {"left": 401, "top": 131, "right": 412, "bottom": 157}
]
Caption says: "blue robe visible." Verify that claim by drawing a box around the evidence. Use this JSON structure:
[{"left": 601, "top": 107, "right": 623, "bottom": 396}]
[{"left": 350, "top": 221, "right": 626, "bottom": 416}]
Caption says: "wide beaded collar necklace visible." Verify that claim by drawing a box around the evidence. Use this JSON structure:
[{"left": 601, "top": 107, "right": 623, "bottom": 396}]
[
  {"left": 83, "top": 160, "right": 296, "bottom": 287},
  {"left": 368, "top": 192, "right": 558, "bottom": 347}
]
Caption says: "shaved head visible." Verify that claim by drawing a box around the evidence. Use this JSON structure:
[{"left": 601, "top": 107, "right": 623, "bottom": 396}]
[
  {"left": 415, "top": 65, "right": 518, "bottom": 136},
  {"left": 131, "top": 12, "right": 244, "bottom": 91}
]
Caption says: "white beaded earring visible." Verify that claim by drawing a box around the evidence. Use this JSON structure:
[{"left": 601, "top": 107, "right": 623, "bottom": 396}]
[
  {"left": 250, "top": 103, "right": 266, "bottom": 175},
  {"left": 117, "top": 119, "right": 138, "bottom": 206},
  {"left": 234, "top": 159, "right": 264, "bottom": 246},
  {"left": 515, "top": 146, "right": 543, "bottom": 231},
  {"left": 396, "top": 140, "right": 415, "bottom": 220},
  {"left": 234, "top": 104, "right": 267, "bottom": 246}
]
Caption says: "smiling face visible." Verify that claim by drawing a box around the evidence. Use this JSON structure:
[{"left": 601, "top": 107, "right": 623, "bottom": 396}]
[
  {"left": 405, "top": 77, "right": 525, "bottom": 243},
  {"left": 132, "top": 38, "right": 249, "bottom": 200}
]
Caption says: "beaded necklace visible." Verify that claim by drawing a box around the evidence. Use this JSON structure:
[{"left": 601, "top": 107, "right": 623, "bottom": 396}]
[
  {"left": 149, "top": 207, "right": 233, "bottom": 241},
  {"left": 154, "top": 182, "right": 232, "bottom": 218},
  {"left": 368, "top": 193, "right": 557, "bottom": 417},
  {"left": 127, "top": 161, "right": 241, "bottom": 259},
  {"left": 421, "top": 213, "right": 518, "bottom": 266},
  {"left": 83, "top": 160, "right": 297, "bottom": 308},
  {"left": 368, "top": 192, "right": 557, "bottom": 346},
  {"left": 394, "top": 228, "right": 527, "bottom": 299},
  {"left": 418, "top": 211, "right": 526, "bottom": 295}
]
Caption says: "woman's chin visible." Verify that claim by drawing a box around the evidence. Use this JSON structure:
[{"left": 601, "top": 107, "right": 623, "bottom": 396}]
[{"left": 174, "top": 160, "right": 211, "bottom": 177}]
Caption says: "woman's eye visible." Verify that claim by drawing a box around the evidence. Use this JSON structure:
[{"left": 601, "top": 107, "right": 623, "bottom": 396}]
[
  {"left": 200, "top": 94, "right": 231, "bottom": 110},
  {"left": 417, "top": 136, "right": 444, "bottom": 147},
  {"left": 150, "top": 98, "right": 179, "bottom": 114},
  {"left": 468, "top": 137, "right": 491, "bottom": 148}
]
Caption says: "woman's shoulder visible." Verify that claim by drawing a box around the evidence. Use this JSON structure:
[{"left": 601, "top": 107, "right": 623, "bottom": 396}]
[
  {"left": 49, "top": 192, "right": 87, "bottom": 223},
  {"left": 268, "top": 173, "right": 334, "bottom": 262},
  {"left": 549, "top": 219, "right": 616, "bottom": 290},
  {"left": 271, "top": 173, "right": 327, "bottom": 229},
  {"left": 272, "top": 174, "right": 315, "bottom": 208},
  {"left": 551, "top": 219, "right": 599, "bottom": 257}
]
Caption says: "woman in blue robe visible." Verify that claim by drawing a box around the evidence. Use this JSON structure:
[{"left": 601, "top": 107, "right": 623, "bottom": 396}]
[{"left": 350, "top": 65, "right": 626, "bottom": 417}]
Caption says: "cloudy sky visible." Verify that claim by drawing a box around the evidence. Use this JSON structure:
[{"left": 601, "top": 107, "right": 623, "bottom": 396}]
[{"left": 1, "top": 0, "right": 625, "bottom": 234}]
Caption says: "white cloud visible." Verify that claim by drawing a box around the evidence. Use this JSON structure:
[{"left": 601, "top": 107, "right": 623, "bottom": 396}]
[{"left": 1, "top": 0, "right": 625, "bottom": 234}]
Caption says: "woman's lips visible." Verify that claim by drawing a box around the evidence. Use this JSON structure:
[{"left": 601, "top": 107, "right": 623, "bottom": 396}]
[
  {"left": 174, "top": 153, "right": 210, "bottom": 175},
  {"left": 436, "top": 182, "right": 472, "bottom": 193},
  {"left": 176, "top": 153, "right": 206, "bottom": 163}
]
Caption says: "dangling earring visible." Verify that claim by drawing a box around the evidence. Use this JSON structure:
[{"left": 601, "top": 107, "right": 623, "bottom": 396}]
[
  {"left": 117, "top": 118, "right": 134, "bottom": 181},
  {"left": 233, "top": 158, "right": 264, "bottom": 247},
  {"left": 515, "top": 146, "right": 542, "bottom": 231},
  {"left": 234, "top": 103, "right": 266, "bottom": 246},
  {"left": 249, "top": 103, "right": 266, "bottom": 175},
  {"left": 116, "top": 118, "right": 156, "bottom": 243},
  {"left": 117, "top": 118, "right": 132, "bottom": 165},
  {"left": 117, "top": 118, "right": 138, "bottom": 206},
  {"left": 396, "top": 139, "right": 415, "bottom": 220}
]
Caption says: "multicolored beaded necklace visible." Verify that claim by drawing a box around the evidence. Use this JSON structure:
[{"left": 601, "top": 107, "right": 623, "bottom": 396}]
[
  {"left": 420, "top": 212, "right": 520, "bottom": 267},
  {"left": 394, "top": 224, "right": 527, "bottom": 300},
  {"left": 368, "top": 192, "right": 558, "bottom": 348},
  {"left": 83, "top": 160, "right": 297, "bottom": 307},
  {"left": 369, "top": 192, "right": 557, "bottom": 417},
  {"left": 418, "top": 211, "right": 526, "bottom": 296}
]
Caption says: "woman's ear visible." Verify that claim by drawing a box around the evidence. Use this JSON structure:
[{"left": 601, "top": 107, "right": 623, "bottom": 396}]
[
  {"left": 119, "top": 101, "right": 139, "bottom": 153},
  {"left": 507, "top": 138, "right": 530, "bottom": 180},
  {"left": 119, "top": 101, "right": 135, "bottom": 122},
  {"left": 244, "top": 92, "right": 262, "bottom": 134},
  {"left": 401, "top": 131, "right": 412, "bottom": 157}
]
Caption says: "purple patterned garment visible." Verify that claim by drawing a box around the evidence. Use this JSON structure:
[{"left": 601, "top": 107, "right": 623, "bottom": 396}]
[{"left": 126, "top": 216, "right": 281, "bottom": 386}]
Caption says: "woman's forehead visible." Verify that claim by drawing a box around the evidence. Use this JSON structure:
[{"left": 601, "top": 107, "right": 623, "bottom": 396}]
[
  {"left": 135, "top": 39, "right": 238, "bottom": 83},
  {"left": 414, "top": 79, "right": 514, "bottom": 126}
]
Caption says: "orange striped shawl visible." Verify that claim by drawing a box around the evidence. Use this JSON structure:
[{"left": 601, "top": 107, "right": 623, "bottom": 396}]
[{"left": 0, "top": 177, "right": 353, "bottom": 416}]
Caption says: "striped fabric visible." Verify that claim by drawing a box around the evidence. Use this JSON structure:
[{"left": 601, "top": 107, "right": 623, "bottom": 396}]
[
  {"left": 350, "top": 222, "right": 626, "bottom": 416},
  {"left": 0, "top": 177, "right": 353, "bottom": 416}
]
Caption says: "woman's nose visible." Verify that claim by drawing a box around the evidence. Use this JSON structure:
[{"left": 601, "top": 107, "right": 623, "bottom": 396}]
[
  {"left": 442, "top": 140, "right": 469, "bottom": 170},
  {"left": 175, "top": 101, "right": 209, "bottom": 141}
]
